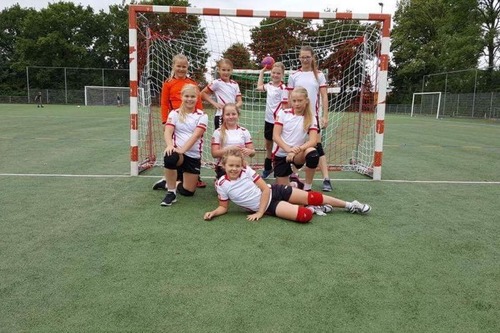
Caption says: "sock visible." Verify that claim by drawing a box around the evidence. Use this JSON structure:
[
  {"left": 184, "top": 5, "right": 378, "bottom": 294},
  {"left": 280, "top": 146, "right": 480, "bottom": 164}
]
[
  {"left": 345, "top": 202, "right": 352, "bottom": 210},
  {"left": 303, "top": 183, "right": 312, "bottom": 191},
  {"left": 168, "top": 189, "right": 177, "bottom": 195}
]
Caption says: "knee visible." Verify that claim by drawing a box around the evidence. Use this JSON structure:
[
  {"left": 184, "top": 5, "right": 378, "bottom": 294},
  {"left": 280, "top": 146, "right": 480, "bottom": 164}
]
[
  {"left": 307, "top": 191, "right": 324, "bottom": 206},
  {"left": 177, "top": 182, "right": 195, "bottom": 196},
  {"left": 305, "top": 150, "right": 319, "bottom": 169},
  {"left": 164, "top": 152, "right": 180, "bottom": 169},
  {"left": 295, "top": 206, "right": 313, "bottom": 223}
]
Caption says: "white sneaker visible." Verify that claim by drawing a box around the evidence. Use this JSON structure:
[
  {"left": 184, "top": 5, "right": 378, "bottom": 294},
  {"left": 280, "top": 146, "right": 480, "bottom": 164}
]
[
  {"left": 307, "top": 204, "right": 334, "bottom": 216},
  {"left": 347, "top": 200, "right": 371, "bottom": 214}
]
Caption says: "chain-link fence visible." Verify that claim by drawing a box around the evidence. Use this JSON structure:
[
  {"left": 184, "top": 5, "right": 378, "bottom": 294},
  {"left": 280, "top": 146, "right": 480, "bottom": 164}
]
[{"left": 0, "top": 66, "right": 129, "bottom": 105}]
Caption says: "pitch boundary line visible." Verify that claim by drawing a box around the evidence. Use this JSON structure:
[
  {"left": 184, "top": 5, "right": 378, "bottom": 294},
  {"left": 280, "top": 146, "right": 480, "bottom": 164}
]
[{"left": 1, "top": 173, "right": 499, "bottom": 185}]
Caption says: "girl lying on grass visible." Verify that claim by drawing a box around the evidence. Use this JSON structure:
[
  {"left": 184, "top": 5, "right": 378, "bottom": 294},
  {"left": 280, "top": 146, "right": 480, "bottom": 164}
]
[{"left": 203, "top": 149, "right": 371, "bottom": 223}]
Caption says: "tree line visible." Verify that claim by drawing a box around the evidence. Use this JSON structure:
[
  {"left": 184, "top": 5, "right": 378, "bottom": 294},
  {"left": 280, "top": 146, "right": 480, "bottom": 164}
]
[{"left": 0, "top": 0, "right": 498, "bottom": 103}]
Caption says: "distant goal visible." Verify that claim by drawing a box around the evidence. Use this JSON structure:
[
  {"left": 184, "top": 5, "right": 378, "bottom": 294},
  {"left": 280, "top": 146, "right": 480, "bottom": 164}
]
[
  {"left": 84, "top": 86, "right": 129, "bottom": 106},
  {"left": 411, "top": 92, "right": 442, "bottom": 119},
  {"left": 128, "top": 5, "right": 391, "bottom": 180}
]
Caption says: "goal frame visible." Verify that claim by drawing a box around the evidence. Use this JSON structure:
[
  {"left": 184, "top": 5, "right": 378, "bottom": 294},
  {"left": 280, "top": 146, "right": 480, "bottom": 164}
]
[
  {"left": 411, "top": 92, "right": 442, "bottom": 119},
  {"left": 84, "top": 86, "right": 129, "bottom": 106},
  {"left": 128, "top": 5, "right": 391, "bottom": 180}
]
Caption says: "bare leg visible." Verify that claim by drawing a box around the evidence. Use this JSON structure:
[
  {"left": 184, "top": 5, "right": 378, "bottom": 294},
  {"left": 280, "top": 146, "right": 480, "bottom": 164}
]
[{"left": 182, "top": 172, "right": 199, "bottom": 193}]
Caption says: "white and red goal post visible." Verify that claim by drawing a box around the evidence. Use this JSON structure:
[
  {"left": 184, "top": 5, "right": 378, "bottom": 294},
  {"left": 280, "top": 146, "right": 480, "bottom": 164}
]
[{"left": 128, "top": 5, "right": 391, "bottom": 180}]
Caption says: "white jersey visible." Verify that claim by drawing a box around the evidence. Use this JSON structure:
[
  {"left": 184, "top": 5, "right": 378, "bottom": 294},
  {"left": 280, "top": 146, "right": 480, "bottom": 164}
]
[
  {"left": 287, "top": 69, "right": 327, "bottom": 117},
  {"left": 263, "top": 81, "right": 288, "bottom": 123},
  {"left": 211, "top": 126, "right": 253, "bottom": 165},
  {"left": 215, "top": 165, "right": 271, "bottom": 212},
  {"left": 272, "top": 108, "right": 318, "bottom": 158},
  {"left": 206, "top": 79, "right": 242, "bottom": 117},
  {"left": 166, "top": 109, "right": 208, "bottom": 159}
]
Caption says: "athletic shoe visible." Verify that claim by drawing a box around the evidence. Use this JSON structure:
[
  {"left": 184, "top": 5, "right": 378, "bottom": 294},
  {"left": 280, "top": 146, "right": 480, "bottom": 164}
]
[
  {"left": 307, "top": 204, "right": 334, "bottom": 216},
  {"left": 197, "top": 180, "right": 207, "bottom": 188},
  {"left": 261, "top": 169, "right": 273, "bottom": 179},
  {"left": 160, "top": 191, "right": 177, "bottom": 206},
  {"left": 289, "top": 174, "right": 304, "bottom": 190},
  {"left": 322, "top": 179, "right": 333, "bottom": 192},
  {"left": 347, "top": 200, "right": 371, "bottom": 214},
  {"left": 152, "top": 179, "right": 167, "bottom": 190}
]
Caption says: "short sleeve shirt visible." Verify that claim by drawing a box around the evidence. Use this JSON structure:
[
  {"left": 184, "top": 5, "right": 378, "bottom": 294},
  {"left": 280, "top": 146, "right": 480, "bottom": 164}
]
[
  {"left": 272, "top": 108, "right": 318, "bottom": 157},
  {"left": 207, "top": 79, "right": 242, "bottom": 116},
  {"left": 215, "top": 165, "right": 271, "bottom": 212},
  {"left": 263, "top": 81, "right": 288, "bottom": 123},
  {"left": 211, "top": 126, "right": 253, "bottom": 165},
  {"left": 287, "top": 69, "right": 327, "bottom": 117},
  {"left": 166, "top": 109, "right": 208, "bottom": 159}
]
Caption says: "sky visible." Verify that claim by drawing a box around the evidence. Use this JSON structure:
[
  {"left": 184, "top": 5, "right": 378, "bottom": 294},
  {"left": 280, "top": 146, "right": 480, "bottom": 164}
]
[{"left": 2, "top": 0, "right": 397, "bottom": 16}]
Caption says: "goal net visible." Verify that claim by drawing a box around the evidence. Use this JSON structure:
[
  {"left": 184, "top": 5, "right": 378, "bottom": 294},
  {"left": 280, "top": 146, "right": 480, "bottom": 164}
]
[
  {"left": 84, "top": 86, "right": 130, "bottom": 106},
  {"left": 411, "top": 92, "right": 442, "bottom": 119},
  {"left": 129, "top": 6, "right": 391, "bottom": 180}
]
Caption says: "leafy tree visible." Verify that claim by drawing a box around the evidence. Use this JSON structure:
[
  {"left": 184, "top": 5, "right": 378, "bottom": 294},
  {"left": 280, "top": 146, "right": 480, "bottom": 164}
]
[
  {"left": 478, "top": 0, "right": 500, "bottom": 69},
  {"left": 13, "top": 2, "right": 107, "bottom": 69},
  {"left": 0, "top": 5, "right": 37, "bottom": 94},
  {"left": 478, "top": 0, "right": 500, "bottom": 89},
  {"left": 248, "top": 18, "right": 314, "bottom": 68},
  {"left": 222, "top": 42, "right": 254, "bottom": 69},
  {"left": 390, "top": 0, "right": 482, "bottom": 102}
]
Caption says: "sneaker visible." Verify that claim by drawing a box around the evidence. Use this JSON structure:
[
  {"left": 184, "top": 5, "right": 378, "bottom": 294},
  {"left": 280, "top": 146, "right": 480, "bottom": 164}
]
[
  {"left": 289, "top": 174, "right": 304, "bottom": 190},
  {"left": 322, "top": 179, "right": 333, "bottom": 192},
  {"left": 197, "top": 180, "right": 207, "bottom": 188},
  {"left": 347, "top": 200, "right": 371, "bottom": 214},
  {"left": 261, "top": 169, "right": 273, "bottom": 179},
  {"left": 152, "top": 179, "right": 167, "bottom": 190},
  {"left": 160, "top": 191, "right": 177, "bottom": 206},
  {"left": 307, "top": 204, "right": 334, "bottom": 216}
]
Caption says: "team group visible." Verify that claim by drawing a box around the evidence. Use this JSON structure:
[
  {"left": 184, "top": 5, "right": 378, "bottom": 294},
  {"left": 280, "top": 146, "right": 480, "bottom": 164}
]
[{"left": 153, "top": 45, "right": 371, "bottom": 223}]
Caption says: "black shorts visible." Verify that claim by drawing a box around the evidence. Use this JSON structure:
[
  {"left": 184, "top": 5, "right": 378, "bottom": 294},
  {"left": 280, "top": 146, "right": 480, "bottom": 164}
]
[
  {"left": 273, "top": 156, "right": 304, "bottom": 177},
  {"left": 180, "top": 155, "right": 201, "bottom": 175},
  {"left": 264, "top": 121, "right": 274, "bottom": 141},
  {"left": 265, "top": 184, "right": 293, "bottom": 216}
]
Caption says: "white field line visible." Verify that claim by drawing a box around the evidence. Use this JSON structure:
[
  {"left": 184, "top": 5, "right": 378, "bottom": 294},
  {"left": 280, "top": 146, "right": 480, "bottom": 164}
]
[{"left": 0, "top": 173, "right": 499, "bottom": 185}]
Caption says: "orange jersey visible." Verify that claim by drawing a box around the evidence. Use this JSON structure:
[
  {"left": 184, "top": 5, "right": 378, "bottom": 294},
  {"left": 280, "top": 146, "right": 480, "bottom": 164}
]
[{"left": 160, "top": 77, "right": 203, "bottom": 123}]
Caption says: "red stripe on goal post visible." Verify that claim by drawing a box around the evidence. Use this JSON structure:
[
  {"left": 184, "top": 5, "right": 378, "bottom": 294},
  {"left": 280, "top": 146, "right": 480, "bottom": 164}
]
[
  {"left": 374, "top": 151, "right": 383, "bottom": 167},
  {"left": 131, "top": 146, "right": 138, "bottom": 162},
  {"left": 203, "top": 8, "right": 220, "bottom": 16},
  {"left": 170, "top": 6, "right": 188, "bottom": 14},
  {"left": 130, "top": 113, "right": 138, "bottom": 131},
  {"left": 236, "top": 9, "right": 254, "bottom": 17},
  {"left": 269, "top": 10, "right": 287, "bottom": 18},
  {"left": 130, "top": 81, "right": 138, "bottom": 97},
  {"left": 303, "top": 12, "right": 321, "bottom": 19},
  {"left": 376, "top": 120, "right": 385, "bottom": 134},
  {"left": 379, "top": 54, "right": 389, "bottom": 71}
]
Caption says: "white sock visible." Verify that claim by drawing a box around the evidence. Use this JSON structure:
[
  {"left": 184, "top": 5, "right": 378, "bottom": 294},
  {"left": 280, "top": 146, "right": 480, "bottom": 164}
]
[{"left": 303, "top": 183, "right": 312, "bottom": 191}]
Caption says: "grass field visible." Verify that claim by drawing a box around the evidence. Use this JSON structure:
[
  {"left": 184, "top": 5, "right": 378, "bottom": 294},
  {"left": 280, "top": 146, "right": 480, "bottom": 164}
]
[{"left": 1, "top": 104, "right": 499, "bottom": 332}]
